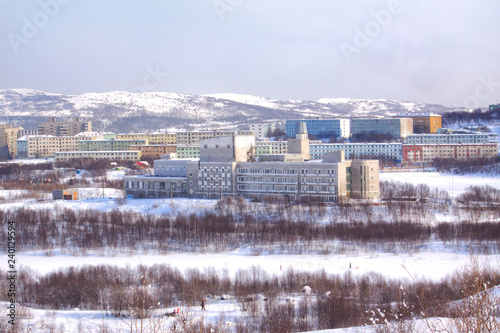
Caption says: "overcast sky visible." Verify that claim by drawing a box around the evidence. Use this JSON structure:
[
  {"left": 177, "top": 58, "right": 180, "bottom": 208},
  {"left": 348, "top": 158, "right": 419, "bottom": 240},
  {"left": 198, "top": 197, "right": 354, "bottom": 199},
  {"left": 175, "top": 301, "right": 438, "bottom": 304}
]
[{"left": 1, "top": 0, "right": 499, "bottom": 108}]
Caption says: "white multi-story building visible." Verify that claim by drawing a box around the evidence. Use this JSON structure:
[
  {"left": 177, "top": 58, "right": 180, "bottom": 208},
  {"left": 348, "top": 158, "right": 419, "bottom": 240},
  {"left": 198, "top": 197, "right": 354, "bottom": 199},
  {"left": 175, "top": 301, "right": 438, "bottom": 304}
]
[{"left": 250, "top": 122, "right": 276, "bottom": 139}]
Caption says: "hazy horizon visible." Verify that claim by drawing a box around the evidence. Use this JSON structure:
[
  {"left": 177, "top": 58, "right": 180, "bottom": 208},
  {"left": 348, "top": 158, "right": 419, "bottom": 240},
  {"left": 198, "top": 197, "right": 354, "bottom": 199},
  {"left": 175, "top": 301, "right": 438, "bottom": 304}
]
[{"left": 1, "top": 0, "right": 499, "bottom": 108}]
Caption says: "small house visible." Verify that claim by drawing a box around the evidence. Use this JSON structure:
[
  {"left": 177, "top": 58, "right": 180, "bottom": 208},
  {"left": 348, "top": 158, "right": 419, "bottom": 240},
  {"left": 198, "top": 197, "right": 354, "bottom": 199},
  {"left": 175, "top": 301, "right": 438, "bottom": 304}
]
[{"left": 53, "top": 189, "right": 79, "bottom": 201}]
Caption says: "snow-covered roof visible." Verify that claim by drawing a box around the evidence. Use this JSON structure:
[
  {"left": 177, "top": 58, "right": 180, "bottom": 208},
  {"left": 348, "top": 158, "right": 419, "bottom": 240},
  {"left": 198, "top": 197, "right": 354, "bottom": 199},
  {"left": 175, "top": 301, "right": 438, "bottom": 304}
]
[{"left": 73, "top": 131, "right": 102, "bottom": 137}]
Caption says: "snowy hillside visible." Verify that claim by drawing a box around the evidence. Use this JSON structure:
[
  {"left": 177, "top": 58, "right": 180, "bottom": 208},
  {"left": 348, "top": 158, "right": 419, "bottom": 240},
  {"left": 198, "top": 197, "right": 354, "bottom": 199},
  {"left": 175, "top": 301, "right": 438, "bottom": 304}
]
[{"left": 0, "top": 89, "right": 467, "bottom": 133}]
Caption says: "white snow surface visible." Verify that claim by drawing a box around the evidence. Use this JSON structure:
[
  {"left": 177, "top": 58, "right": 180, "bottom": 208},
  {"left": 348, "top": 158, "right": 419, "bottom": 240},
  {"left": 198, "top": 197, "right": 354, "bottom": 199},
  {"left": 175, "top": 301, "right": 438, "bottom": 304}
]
[
  {"left": 2, "top": 171, "right": 500, "bottom": 332},
  {"left": 379, "top": 170, "right": 499, "bottom": 197}
]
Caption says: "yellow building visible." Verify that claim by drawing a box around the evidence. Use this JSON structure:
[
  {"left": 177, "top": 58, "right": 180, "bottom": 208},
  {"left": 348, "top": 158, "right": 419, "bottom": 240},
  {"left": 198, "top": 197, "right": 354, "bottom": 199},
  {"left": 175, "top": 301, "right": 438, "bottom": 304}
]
[
  {"left": 0, "top": 124, "right": 21, "bottom": 158},
  {"left": 129, "top": 144, "right": 177, "bottom": 159},
  {"left": 38, "top": 117, "right": 92, "bottom": 136}
]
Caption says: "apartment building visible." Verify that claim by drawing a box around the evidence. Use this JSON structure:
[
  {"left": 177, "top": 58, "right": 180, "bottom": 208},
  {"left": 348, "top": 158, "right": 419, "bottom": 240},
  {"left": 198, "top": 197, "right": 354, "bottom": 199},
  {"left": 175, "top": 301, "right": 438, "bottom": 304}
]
[
  {"left": 78, "top": 139, "right": 148, "bottom": 151},
  {"left": 310, "top": 142, "right": 402, "bottom": 162},
  {"left": 286, "top": 119, "right": 350, "bottom": 138},
  {"left": 395, "top": 114, "right": 442, "bottom": 134},
  {"left": 175, "top": 130, "right": 253, "bottom": 145},
  {"left": 38, "top": 117, "right": 92, "bottom": 136},
  {"left": 176, "top": 145, "right": 200, "bottom": 159},
  {"left": 402, "top": 143, "right": 498, "bottom": 165},
  {"left": 116, "top": 132, "right": 176, "bottom": 144},
  {"left": 249, "top": 122, "right": 276, "bottom": 139},
  {"left": 19, "top": 132, "right": 103, "bottom": 158},
  {"left": 406, "top": 133, "right": 490, "bottom": 144},
  {"left": 255, "top": 140, "right": 288, "bottom": 155},
  {"left": 56, "top": 150, "right": 141, "bottom": 162},
  {"left": 124, "top": 133, "right": 379, "bottom": 201},
  {"left": 16, "top": 138, "right": 28, "bottom": 158},
  {"left": 0, "top": 124, "right": 22, "bottom": 158},
  {"left": 351, "top": 118, "right": 413, "bottom": 139},
  {"left": 17, "top": 129, "right": 38, "bottom": 137},
  {"left": 255, "top": 145, "right": 272, "bottom": 157},
  {"left": 129, "top": 144, "right": 177, "bottom": 159}
]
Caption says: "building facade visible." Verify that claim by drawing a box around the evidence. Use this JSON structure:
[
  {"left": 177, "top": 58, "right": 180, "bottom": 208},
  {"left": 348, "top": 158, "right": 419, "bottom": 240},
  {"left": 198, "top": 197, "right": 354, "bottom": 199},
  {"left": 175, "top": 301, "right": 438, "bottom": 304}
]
[
  {"left": 129, "top": 144, "right": 177, "bottom": 159},
  {"left": 406, "top": 133, "right": 490, "bottom": 144},
  {"left": 402, "top": 143, "right": 498, "bottom": 165},
  {"left": 0, "top": 124, "right": 21, "bottom": 158},
  {"left": 17, "top": 129, "right": 38, "bottom": 137},
  {"left": 351, "top": 118, "right": 413, "bottom": 139},
  {"left": 78, "top": 139, "right": 148, "bottom": 151},
  {"left": 250, "top": 122, "right": 276, "bottom": 139},
  {"left": 395, "top": 114, "right": 442, "bottom": 134},
  {"left": 124, "top": 135, "right": 380, "bottom": 201},
  {"left": 116, "top": 132, "right": 176, "bottom": 144},
  {"left": 286, "top": 119, "right": 350, "bottom": 139},
  {"left": 287, "top": 122, "right": 310, "bottom": 160},
  {"left": 176, "top": 145, "right": 200, "bottom": 159},
  {"left": 56, "top": 150, "right": 141, "bottom": 162},
  {"left": 38, "top": 117, "right": 92, "bottom": 136},
  {"left": 175, "top": 130, "right": 253, "bottom": 145},
  {"left": 21, "top": 132, "right": 103, "bottom": 158},
  {"left": 255, "top": 140, "right": 288, "bottom": 155},
  {"left": 310, "top": 142, "right": 402, "bottom": 162},
  {"left": 16, "top": 137, "right": 28, "bottom": 158}
]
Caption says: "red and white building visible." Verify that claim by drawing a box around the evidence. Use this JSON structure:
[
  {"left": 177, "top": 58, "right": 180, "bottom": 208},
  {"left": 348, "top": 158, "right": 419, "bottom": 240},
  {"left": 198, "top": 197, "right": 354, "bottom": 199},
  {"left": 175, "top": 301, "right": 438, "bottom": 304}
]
[{"left": 402, "top": 143, "right": 498, "bottom": 165}]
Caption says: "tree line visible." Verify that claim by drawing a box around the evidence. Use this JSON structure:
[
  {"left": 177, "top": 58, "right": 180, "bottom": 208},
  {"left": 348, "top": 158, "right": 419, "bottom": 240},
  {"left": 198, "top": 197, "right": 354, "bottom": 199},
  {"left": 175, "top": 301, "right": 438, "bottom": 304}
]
[{"left": 1, "top": 259, "right": 498, "bottom": 332}]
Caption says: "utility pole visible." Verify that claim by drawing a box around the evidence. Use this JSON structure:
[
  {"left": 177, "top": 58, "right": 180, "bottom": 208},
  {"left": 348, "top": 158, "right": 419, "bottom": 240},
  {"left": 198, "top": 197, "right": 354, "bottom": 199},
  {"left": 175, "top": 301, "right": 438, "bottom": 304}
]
[{"left": 170, "top": 185, "right": 173, "bottom": 206}]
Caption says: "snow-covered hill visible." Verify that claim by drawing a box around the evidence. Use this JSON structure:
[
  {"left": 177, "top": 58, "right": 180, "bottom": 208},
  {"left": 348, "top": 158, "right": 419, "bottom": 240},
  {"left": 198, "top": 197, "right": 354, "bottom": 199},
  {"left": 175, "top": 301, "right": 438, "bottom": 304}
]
[{"left": 0, "top": 89, "right": 467, "bottom": 133}]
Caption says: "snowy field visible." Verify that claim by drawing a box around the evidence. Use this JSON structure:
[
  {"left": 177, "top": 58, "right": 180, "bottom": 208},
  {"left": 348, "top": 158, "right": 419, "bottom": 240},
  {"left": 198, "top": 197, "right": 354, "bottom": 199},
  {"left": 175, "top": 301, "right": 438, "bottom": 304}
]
[
  {"left": 4, "top": 171, "right": 500, "bottom": 280},
  {"left": 2, "top": 171, "right": 500, "bottom": 332},
  {"left": 380, "top": 170, "right": 500, "bottom": 197}
]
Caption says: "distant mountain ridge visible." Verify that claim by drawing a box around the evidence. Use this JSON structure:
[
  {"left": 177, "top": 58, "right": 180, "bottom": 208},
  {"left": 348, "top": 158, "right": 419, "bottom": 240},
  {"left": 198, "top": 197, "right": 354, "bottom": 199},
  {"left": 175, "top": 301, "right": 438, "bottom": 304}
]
[{"left": 0, "top": 89, "right": 468, "bottom": 133}]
